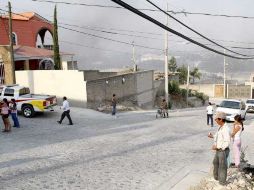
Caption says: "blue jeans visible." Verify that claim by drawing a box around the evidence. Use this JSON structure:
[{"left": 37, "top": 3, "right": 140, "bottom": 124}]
[
  {"left": 11, "top": 113, "right": 20, "bottom": 127},
  {"left": 112, "top": 105, "right": 116, "bottom": 115}
]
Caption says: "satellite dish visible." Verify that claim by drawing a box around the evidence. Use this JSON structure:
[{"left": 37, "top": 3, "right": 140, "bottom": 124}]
[{"left": 39, "top": 58, "right": 55, "bottom": 70}]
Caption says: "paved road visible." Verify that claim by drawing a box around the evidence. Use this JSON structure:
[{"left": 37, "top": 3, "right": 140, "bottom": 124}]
[{"left": 0, "top": 107, "right": 254, "bottom": 190}]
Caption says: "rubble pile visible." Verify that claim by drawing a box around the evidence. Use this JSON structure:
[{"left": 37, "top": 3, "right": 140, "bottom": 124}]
[{"left": 190, "top": 168, "right": 254, "bottom": 190}]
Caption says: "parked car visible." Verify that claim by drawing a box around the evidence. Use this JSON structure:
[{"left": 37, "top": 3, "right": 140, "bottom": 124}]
[
  {"left": 0, "top": 85, "right": 57, "bottom": 118},
  {"left": 216, "top": 99, "right": 246, "bottom": 121},
  {"left": 246, "top": 99, "right": 254, "bottom": 113}
]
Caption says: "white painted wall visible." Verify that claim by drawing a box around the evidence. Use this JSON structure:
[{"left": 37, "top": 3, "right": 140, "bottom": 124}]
[{"left": 15, "top": 70, "right": 87, "bottom": 107}]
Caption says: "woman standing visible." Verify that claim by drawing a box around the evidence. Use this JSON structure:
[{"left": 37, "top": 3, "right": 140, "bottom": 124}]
[
  {"left": 231, "top": 114, "right": 244, "bottom": 168},
  {"left": 9, "top": 99, "right": 20, "bottom": 128},
  {"left": 1, "top": 98, "right": 11, "bottom": 132}
]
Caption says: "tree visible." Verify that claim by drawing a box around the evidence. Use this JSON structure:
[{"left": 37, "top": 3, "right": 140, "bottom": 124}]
[
  {"left": 53, "top": 5, "right": 61, "bottom": 70},
  {"left": 177, "top": 65, "right": 188, "bottom": 84},
  {"left": 168, "top": 56, "right": 177, "bottom": 72},
  {"left": 190, "top": 67, "right": 201, "bottom": 84}
]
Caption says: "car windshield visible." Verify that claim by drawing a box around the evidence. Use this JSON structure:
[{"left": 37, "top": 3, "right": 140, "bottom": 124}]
[
  {"left": 19, "top": 88, "right": 30, "bottom": 95},
  {"left": 246, "top": 100, "right": 254, "bottom": 104},
  {"left": 219, "top": 101, "right": 240, "bottom": 109}
]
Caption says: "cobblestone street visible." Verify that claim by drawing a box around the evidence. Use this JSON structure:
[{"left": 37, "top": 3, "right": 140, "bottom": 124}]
[{"left": 0, "top": 107, "right": 254, "bottom": 190}]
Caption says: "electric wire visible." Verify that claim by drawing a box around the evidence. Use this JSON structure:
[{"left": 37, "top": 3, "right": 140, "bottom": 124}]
[
  {"left": 145, "top": 0, "right": 254, "bottom": 57},
  {"left": 5, "top": 6, "right": 254, "bottom": 47},
  {"left": 0, "top": 8, "right": 164, "bottom": 52},
  {"left": 110, "top": 0, "right": 254, "bottom": 59},
  {"left": 31, "top": 0, "right": 254, "bottom": 20},
  {"left": 58, "top": 26, "right": 163, "bottom": 51},
  {"left": 1, "top": 7, "right": 254, "bottom": 57}
]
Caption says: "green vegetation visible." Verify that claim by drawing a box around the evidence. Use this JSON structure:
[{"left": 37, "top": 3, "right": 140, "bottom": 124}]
[
  {"left": 168, "top": 80, "right": 208, "bottom": 105},
  {"left": 168, "top": 56, "right": 177, "bottom": 72},
  {"left": 53, "top": 5, "right": 61, "bottom": 70},
  {"left": 190, "top": 67, "right": 202, "bottom": 84}
]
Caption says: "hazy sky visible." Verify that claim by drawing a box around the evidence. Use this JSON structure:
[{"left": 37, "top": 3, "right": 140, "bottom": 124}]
[{"left": 1, "top": 0, "right": 254, "bottom": 71}]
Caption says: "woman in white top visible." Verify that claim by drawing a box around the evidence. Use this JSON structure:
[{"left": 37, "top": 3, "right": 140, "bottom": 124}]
[{"left": 231, "top": 114, "right": 244, "bottom": 168}]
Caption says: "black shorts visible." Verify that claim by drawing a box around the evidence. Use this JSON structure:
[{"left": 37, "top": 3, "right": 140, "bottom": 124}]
[{"left": 2, "top": 114, "right": 9, "bottom": 119}]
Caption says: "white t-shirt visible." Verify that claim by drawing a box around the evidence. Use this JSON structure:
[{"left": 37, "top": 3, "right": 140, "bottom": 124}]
[
  {"left": 62, "top": 100, "right": 70, "bottom": 111},
  {"left": 206, "top": 105, "right": 213, "bottom": 114}
]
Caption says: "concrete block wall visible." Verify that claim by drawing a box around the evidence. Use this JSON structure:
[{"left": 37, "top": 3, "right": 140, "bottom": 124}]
[
  {"left": 227, "top": 85, "right": 251, "bottom": 99},
  {"left": 86, "top": 70, "right": 155, "bottom": 109},
  {"left": 136, "top": 71, "right": 154, "bottom": 108},
  {"left": 82, "top": 70, "right": 118, "bottom": 81}
]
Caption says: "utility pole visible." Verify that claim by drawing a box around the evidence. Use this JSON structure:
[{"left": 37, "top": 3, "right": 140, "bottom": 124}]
[
  {"left": 186, "top": 65, "right": 190, "bottom": 107},
  {"left": 132, "top": 41, "right": 137, "bottom": 72},
  {"left": 223, "top": 49, "right": 226, "bottom": 98},
  {"left": 164, "top": 3, "right": 169, "bottom": 105},
  {"left": 8, "top": 1, "right": 15, "bottom": 84}
]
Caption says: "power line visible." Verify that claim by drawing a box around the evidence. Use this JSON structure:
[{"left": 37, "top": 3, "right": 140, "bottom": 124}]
[
  {"left": 31, "top": 0, "right": 254, "bottom": 20},
  {"left": 173, "top": 10, "right": 254, "bottom": 19},
  {"left": 58, "top": 39, "right": 137, "bottom": 55},
  {"left": 63, "top": 22, "right": 254, "bottom": 50},
  {"left": 145, "top": 0, "right": 254, "bottom": 57},
  {"left": 2, "top": 7, "right": 254, "bottom": 52},
  {"left": 59, "top": 23, "right": 164, "bottom": 40},
  {"left": 0, "top": 8, "right": 163, "bottom": 51},
  {"left": 5, "top": 5, "right": 254, "bottom": 47},
  {"left": 110, "top": 0, "right": 254, "bottom": 59},
  {"left": 59, "top": 25, "right": 164, "bottom": 51}
]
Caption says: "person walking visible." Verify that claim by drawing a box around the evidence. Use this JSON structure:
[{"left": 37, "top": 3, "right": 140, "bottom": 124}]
[
  {"left": 9, "top": 99, "right": 20, "bottom": 128},
  {"left": 206, "top": 102, "right": 214, "bottom": 127},
  {"left": 208, "top": 112, "right": 231, "bottom": 185},
  {"left": 111, "top": 94, "right": 117, "bottom": 116},
  {"left": 57, "top": 97, "right": 73, "bottom": 125},
  {"left": 231, "top": 114, "right": 244, "bottom": 168},
  {"left": 1, "top": 98, "right": 11, "bottom": 132}
]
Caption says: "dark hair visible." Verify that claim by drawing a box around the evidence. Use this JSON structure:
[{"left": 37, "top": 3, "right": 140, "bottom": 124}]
[
  {"left": 209, "top": 102, "right": 211, "bottom": 105},
  {"left": 3, "top": 98, "right": 8, "bottom": 106},
  {"left": 234, "top": 114, "right": 244, "bottom": 131},
  {"left": 163, "top": 99, "right": 165, "bottom": 102},
  {"left": 11, "top": 98, "right": 15, "bottom": 102},
  {"left": 113, "top": 94, "right": 116, "bottom": 97},
  {"left": 63, "top": 96, "right": 67, "bottom": 100}
]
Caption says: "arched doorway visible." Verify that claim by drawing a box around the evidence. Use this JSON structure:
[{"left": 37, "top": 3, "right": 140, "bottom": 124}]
[{"left": 36, "top": 28, "right": 53, "bottom": 50}]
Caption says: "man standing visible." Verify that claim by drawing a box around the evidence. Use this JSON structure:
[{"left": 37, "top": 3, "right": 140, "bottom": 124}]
[
  {"left": 111, "top": 94, "right": 117, "bottom": 116},
  {"left": 57, "top": 96, "right": 73, "bottom": 125},
  {"left": 208, "top": 112, "right": 230, "bottom": 185},
  {"left": 207, "top": 102, "right": 214, "bottom": 127}
]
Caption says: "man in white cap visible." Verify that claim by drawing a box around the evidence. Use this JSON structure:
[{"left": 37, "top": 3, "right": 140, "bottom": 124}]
[{"left": 208, "top": 111, "right": 231, "bottom": 185}]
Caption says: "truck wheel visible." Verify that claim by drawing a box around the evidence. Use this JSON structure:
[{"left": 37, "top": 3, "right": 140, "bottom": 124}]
[{"left": 22, "top": 105, "right": 35, "bottom": 118}]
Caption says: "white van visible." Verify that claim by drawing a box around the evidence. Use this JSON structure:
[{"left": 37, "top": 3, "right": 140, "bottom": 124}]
[{"left": 216, "top": 99, "right": 246, "bottom": 121}]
